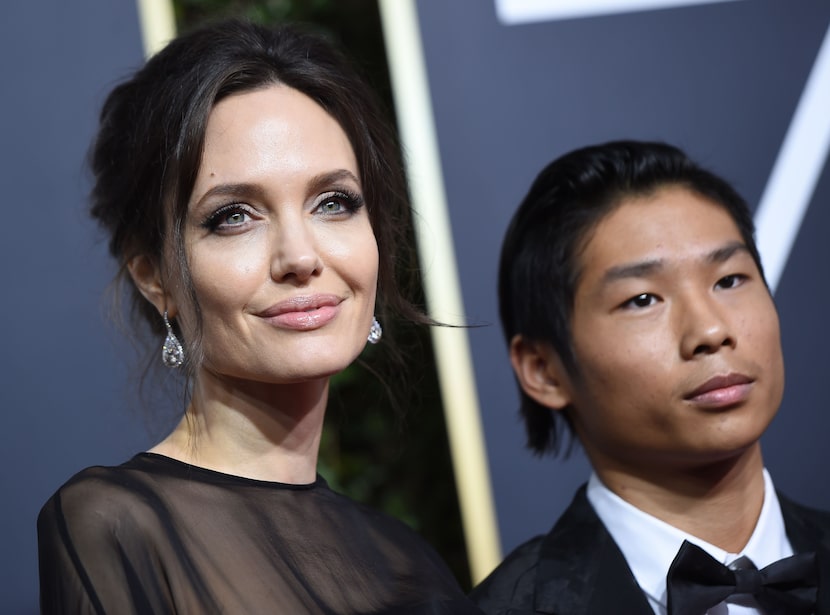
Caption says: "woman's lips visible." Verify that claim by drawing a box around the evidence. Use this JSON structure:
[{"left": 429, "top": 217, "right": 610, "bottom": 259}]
[
  {"left": 685, "top": 373, "right": 754, "bottom": 408},
  {"left": 258, "top": 295, "right": 342, "bottom": 330}
]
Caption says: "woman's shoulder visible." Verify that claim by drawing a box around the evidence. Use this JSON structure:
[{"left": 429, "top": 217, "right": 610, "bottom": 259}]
[
  {"left": 37, "top": 456, "right": 188, "bottom": 613},
  {"left": 323, "top": 486, "right": 455, "bottom": 567},
  {"left": 44, "top": 455, "right": 146, "bottom": 499},
  {"left": 38, "top": 454, "right": 167, "bottom": 539},
  {"left": 322, "top": 485, "right": 414, "bottom": 531}
]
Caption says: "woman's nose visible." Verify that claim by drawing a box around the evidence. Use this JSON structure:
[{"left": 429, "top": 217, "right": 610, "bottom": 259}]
[{"left": 270, "top": 216, "right": 323, "bottom": 283}]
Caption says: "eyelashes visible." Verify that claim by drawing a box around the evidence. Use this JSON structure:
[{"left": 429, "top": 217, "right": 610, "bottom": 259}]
[
  {"left": 714, "top": 273, "right": 748, "bottom": 290},
  {"left": 201, "top": 203, "right": 254, "bottom": 232},
  {"left": 620, "top": 293, "right": 659, "bottom": 310},
  {"left": 317, "top": 189, "right": 364, "bottom": 215},
  {"left": 199, "top": 188, "right": 365, "bottom": 233}
]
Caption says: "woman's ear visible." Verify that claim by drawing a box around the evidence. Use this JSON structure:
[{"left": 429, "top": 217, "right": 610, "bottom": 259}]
[
  {"left": 127, "top": 254, "right": 175, "bottom": 317},
  {"left": 509, "top": 335, "right": 573, "bottom": 411}
]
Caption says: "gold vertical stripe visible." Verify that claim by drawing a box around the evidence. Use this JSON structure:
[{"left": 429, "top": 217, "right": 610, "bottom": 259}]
[
  {"left": 135, "top": 0, "right": 177, "bottom": 58},
  {"left": 377, "top": 0, "right": 502, "bottom": 584}
]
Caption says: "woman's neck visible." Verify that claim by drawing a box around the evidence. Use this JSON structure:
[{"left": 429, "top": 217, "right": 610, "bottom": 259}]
[{"left": 150, "top": 369, "right": 329, "bottom": 484}]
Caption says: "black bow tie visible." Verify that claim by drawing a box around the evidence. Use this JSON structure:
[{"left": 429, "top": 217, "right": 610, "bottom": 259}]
[{"left": 666, "top": 540, "right": 817, "bottom": 615}]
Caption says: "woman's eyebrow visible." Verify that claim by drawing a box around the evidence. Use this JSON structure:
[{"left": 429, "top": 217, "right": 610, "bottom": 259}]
[
  {"left": 306, "top": 169, "right": 362, "bottom": 194},
  {"left": 193, "top": 169, "right": 361, "bottom": 208},
  {"left": 193, "top": 182, "right": 268, "bottom": 207}
]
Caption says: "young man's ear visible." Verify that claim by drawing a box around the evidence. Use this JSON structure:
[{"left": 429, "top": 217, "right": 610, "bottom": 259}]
[
  {"left": 509, "top": 335, "right": 573, "bottom": 411},
  {"left": 127, "top": 254, "right": 176, "bottom": 317}
]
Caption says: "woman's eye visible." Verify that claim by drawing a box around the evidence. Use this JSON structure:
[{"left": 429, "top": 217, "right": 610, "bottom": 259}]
[
  {"left": 203, "top": 205, "right": 252, "bottom": 231},
  {"left": 320, "top": 199, "right": 345, "bottom": 214},
  {"left": 315, "top": 190, "right": 364, "bottom": 216},
  {"left": 223, "top": 210, "right": 249, "bottom": 225},
  {"left": 621, "top": 293, "right": 658, "bottom": 309}
]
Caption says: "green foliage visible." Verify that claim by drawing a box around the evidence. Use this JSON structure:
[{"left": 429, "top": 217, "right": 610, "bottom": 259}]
[
  {"left": 174, "top": 0, "right": 395, "bottom": 100},
  {"left": 172, "top": 0, "right": 472, "bottom": 588}
]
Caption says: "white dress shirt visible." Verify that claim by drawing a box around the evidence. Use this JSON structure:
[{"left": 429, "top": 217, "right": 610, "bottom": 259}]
[{"left": 587, "top": 469, "right": 794, "bottom": 615}]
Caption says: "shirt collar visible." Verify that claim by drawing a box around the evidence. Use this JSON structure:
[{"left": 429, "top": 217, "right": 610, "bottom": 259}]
[{"left": 586, "top": 469, "right": 793, "bottom": 610}]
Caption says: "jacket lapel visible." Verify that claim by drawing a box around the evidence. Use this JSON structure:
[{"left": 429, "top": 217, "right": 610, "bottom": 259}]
[
  {"left": 780, "top": 492, "right": 830, "bottom": 615},
  {"left": 530, "top": 486, "right": 654, "bottom": 615}
]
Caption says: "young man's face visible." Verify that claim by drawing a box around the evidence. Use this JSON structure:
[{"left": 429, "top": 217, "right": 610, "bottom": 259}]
[{"left": 563, "top": 186, "right": 783, "bottom": 476}]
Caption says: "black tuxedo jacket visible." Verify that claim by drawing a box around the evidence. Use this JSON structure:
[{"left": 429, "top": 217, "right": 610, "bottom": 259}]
[{"left": 470, "top": 485, "right": 830, "bottom": 615}]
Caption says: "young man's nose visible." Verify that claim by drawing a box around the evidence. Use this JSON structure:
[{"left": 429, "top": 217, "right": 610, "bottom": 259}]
[{"left": 678, "top": 293, "right": 736, "bottom": 359}]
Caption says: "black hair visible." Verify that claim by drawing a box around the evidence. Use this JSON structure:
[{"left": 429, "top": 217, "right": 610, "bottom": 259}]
[{"left": 498, "top": 140, "right": 763, "bottom": 455}]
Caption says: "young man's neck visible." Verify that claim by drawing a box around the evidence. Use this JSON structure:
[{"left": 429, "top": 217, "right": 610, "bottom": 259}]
[{"left": 594, "top": 443, "right": 766, "bottom": 553}]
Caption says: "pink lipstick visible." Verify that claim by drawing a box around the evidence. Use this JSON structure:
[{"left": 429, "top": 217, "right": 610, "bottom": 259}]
[{"left": 258, "top": 294, "right": 342, "bottom": 330}]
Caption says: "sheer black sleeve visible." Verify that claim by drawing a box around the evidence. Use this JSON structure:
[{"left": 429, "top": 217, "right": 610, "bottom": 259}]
[{"left": 38, "top": 468, "right": 179, "bottom": 614}]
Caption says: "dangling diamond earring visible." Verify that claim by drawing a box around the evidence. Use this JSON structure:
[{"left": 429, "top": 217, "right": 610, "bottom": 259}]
[
  {"left": 367, "top": 316, "right": 382, "bottom": 344},
  {"left": 162, "top": 311, "right": 185, "bottom": 368}
]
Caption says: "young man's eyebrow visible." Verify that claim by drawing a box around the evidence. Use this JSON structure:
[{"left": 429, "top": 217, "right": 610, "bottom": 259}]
[
  {"left": 600, "top": 241, "right": 751, "bottom": 285},
  {"left": 602, "top": 259, "right": 664, "bottom": 284},
  {"left": 707, "top": 240, "right": 750, "bottom": 264}
]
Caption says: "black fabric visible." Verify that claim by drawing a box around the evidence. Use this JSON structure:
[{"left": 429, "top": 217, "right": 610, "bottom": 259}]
[
  {"left": 38, "top": 453, "right": 482, "bottom": 615},
  {"left": 470, "top": 484, "right": 830, "bottom": 615},
  {"left": 470, "top": 486, "right": 652, "bottom": 615},
  {"left": 666, "top": 540, "right": 816, "bottom": 615}
]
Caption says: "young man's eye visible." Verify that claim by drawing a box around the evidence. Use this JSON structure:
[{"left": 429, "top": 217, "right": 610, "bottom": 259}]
[
  {"left": 621, "top": 293, "right": 658, "bottom": 309},
  {"left": 715, "top": 274, "right": 747, "bottom": 290}
]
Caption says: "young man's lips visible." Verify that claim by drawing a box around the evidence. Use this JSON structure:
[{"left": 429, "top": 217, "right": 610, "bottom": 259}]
[{"left": 685, "top": 373, "right": 754, "bottom": 406}]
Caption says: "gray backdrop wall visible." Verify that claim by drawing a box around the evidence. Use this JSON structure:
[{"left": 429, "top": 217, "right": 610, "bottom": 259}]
[
  {"left": 412, "top": 0, "right": 830, "bottom": 558},
  {"left": 1, "top": 2, "right": 151, "bottom": 612},
  {"left": 3, "top": 0, "right": 830, "bottom": 611}
]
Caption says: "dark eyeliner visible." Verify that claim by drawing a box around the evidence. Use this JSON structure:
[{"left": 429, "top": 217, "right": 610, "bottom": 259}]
[
  {"left": 201, "top": 203, "right": 244, "bottom": 231},
  {"left": 332, "top": 188, "right": 364, "bottom": 210}
]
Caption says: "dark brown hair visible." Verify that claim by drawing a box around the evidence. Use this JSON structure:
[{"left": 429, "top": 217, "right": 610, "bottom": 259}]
[{"left": 90, "top": 19, "right": 424, "bottom": 390}]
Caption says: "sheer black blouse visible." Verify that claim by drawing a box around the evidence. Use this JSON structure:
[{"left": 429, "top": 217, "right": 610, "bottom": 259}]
[{"left": 38, "top": 453, "right": 482, "bottom": 614}]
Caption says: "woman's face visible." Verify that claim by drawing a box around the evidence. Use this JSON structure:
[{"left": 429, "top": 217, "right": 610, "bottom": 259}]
[{"left": 169, "top": 84, "right": 378, "bottom": 384}]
